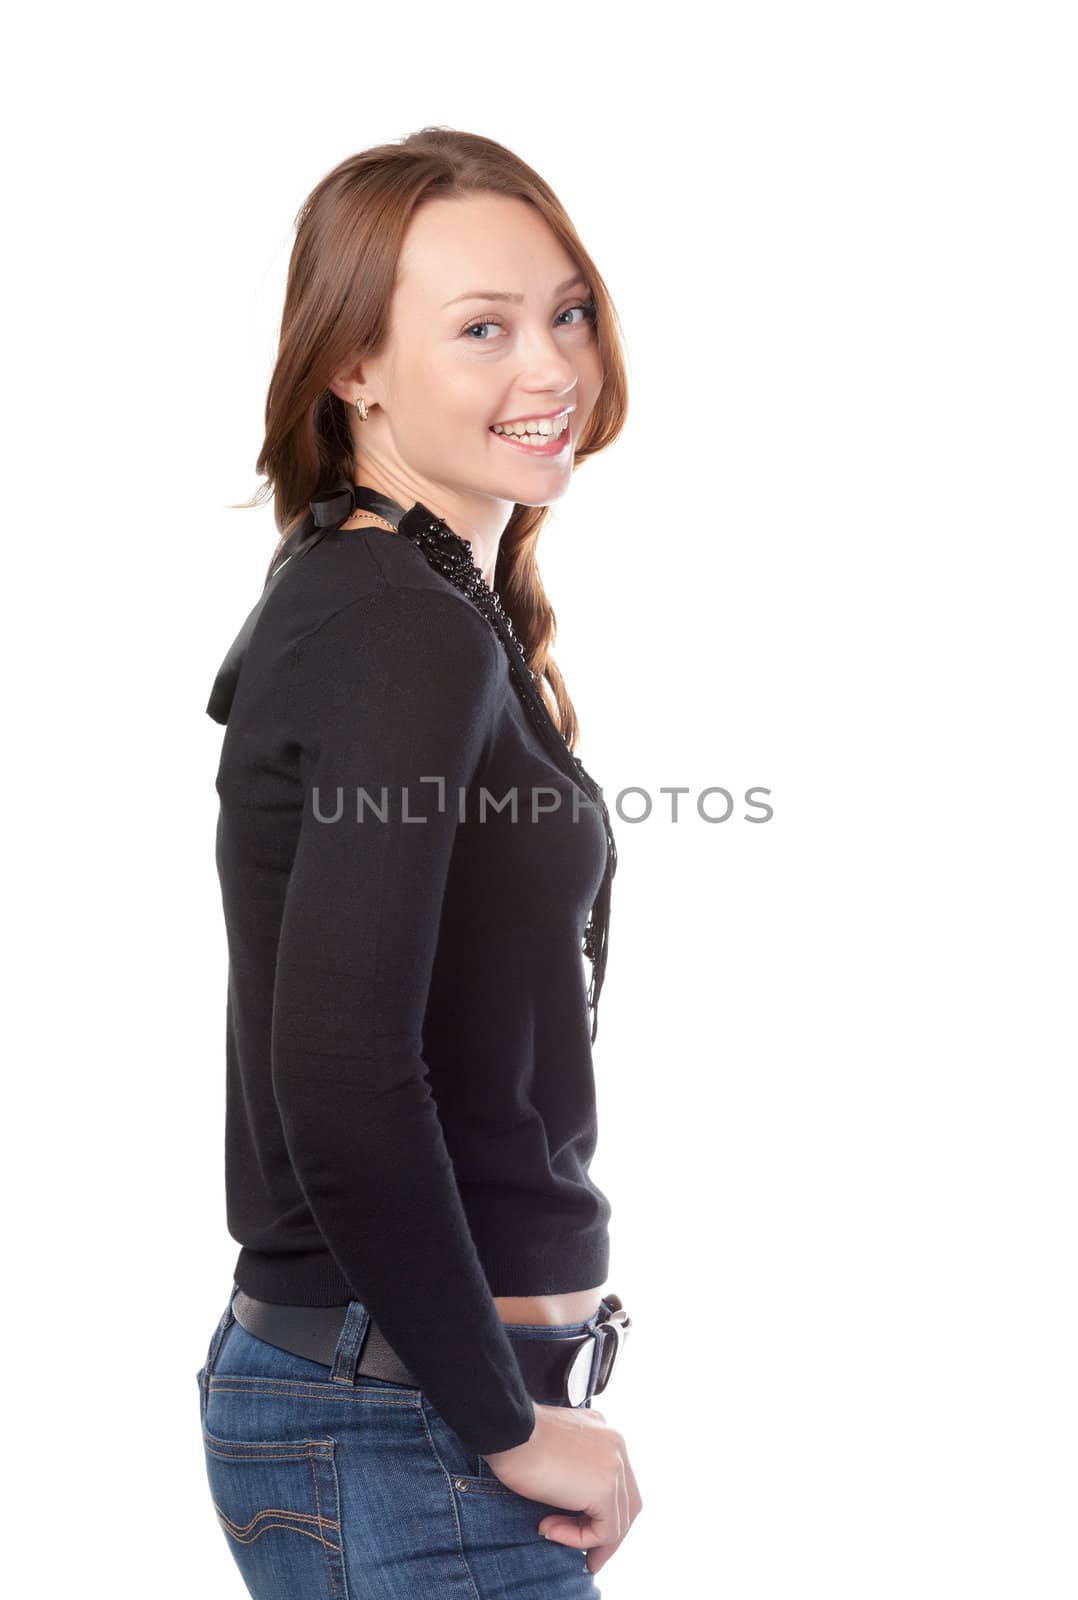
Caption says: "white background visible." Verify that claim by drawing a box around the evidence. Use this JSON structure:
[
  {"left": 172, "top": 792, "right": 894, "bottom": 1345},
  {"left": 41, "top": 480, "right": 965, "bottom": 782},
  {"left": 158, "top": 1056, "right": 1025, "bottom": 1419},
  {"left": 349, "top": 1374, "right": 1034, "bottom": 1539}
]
[{"left": 5, "top": 2, "right": 1075, "bottom": 1595}]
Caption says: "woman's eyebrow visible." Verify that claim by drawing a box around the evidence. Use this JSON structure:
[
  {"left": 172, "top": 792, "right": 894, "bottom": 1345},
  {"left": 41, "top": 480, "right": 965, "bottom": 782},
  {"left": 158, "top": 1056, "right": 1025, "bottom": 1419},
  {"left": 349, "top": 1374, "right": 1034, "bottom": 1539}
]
[{"left": 442, "top": 274, "right": 588, "bottom": 309}]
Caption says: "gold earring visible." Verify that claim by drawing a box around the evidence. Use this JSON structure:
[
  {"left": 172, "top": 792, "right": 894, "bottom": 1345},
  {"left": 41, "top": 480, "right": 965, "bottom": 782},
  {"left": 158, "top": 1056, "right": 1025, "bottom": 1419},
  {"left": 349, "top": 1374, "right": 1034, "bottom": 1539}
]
[{"left": 355, "top": 397, "right": 369, "bottom": 421}]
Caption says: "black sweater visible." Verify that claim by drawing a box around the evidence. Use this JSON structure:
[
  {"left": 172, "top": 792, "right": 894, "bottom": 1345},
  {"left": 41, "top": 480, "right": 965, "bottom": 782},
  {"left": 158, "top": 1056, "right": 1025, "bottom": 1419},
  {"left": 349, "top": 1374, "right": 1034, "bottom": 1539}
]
[{"left": 205, "top": 525, "right": 613, "bottom": 1456}]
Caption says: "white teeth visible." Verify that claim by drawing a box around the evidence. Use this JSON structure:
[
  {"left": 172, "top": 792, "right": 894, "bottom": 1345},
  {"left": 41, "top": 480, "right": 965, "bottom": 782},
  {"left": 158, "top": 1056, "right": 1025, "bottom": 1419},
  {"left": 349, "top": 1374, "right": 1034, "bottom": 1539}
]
[{"left": 491, "top": 411, "right": 569, "bottom": 438}]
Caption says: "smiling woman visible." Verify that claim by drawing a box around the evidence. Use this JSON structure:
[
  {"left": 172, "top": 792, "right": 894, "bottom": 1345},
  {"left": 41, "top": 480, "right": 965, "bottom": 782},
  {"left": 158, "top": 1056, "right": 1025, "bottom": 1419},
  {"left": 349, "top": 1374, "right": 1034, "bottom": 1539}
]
[
  {"left": 319, "top": 188, "right": 610, "bottom": 592},
  {"left": 199, "top": 126, "right": 642, "bottom": 1597}
]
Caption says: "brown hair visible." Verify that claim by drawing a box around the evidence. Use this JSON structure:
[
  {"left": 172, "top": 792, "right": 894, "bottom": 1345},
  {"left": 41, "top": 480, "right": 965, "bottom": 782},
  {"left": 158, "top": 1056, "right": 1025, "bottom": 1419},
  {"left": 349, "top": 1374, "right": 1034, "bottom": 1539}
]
[{"left": 232, "top": 126, "right": 629, "bottom": 751}]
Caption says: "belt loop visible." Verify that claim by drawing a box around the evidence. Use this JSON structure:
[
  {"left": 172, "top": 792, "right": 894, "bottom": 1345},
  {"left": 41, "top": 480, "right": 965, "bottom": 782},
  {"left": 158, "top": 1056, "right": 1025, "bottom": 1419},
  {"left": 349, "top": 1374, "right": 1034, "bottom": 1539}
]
[
  {"left": 584, "top": 1329, "right": 603, "bottom": 1405},
  {"left": 199, "top": 1280, "right": 239, "bottom": 1423},
  {"left": 330, "top": 1299, "right": 372, "bottom": 1386}
]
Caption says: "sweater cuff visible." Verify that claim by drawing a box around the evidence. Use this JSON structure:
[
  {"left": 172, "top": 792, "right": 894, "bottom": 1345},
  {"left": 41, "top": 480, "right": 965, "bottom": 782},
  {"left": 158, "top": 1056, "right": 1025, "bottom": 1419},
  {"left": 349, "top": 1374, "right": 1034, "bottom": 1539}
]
[{"left": 456, "top": 1389, "right": 537, "bottom": 1459}]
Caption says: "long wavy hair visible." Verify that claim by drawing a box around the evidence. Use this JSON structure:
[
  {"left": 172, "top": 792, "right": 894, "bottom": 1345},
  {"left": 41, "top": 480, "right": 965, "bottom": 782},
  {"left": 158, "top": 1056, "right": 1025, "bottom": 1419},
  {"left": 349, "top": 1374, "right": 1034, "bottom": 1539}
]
[{"left": 232, "top": 126, "right": 629, "bottom": 751}]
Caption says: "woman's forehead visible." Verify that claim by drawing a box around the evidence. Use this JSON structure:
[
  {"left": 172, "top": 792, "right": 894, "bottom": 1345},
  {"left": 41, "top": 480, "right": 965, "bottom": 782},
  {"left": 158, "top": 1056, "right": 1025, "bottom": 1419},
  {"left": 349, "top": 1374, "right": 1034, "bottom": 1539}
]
[{"left": 394, "top": 196, "right": 579, "bottom": 310}]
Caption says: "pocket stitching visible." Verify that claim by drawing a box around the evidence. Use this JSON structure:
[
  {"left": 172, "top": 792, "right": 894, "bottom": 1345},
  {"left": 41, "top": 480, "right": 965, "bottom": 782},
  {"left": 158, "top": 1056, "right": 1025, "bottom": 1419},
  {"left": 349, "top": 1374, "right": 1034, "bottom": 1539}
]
[
  {"left": 450, "top": 1475, "right": 516, "bottom": 1496},
  {"left": 202, "top": 1422, "right": 336, "bottom": 1460},
  {"left": 201, "top": 1424, "right": 348, "bottom": 1593},
  {"left": 207, "top": 1375, "right": 417, "bottom": 1407}
]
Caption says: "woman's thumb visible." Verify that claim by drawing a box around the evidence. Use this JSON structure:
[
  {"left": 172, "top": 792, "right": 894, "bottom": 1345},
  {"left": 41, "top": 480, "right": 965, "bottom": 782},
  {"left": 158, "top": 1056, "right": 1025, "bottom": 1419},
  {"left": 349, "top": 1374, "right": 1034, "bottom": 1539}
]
[{"left": 538, "top": 1515, "right": 592, "bottom": 1547}]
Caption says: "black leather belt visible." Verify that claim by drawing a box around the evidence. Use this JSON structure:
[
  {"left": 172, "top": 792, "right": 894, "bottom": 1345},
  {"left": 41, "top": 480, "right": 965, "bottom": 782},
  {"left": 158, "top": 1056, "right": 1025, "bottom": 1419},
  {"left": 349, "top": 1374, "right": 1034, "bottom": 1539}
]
[{"left": 230, "top": 1287, "right": 631, "bottom": 1410}]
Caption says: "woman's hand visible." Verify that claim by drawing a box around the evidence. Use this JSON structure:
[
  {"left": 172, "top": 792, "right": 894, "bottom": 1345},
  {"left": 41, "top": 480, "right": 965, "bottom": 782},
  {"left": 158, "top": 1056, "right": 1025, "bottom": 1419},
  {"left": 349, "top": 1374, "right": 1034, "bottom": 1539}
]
[{"left": 480, "top": 1402, "right": 643, "bottom": 1574}]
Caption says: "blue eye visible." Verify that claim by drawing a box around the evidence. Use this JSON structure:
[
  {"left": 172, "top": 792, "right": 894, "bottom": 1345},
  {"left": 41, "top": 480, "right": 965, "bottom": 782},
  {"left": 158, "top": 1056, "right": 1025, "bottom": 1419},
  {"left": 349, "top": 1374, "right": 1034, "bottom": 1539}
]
[
  {"left": 462, "top": 300, "right": 598, "bottom": 341},
  {"left": 463, "top": 319, "right": 502, "bottom": 341},
  {"left": 556, "top": 302, "right": 599, "bottom": 329}
]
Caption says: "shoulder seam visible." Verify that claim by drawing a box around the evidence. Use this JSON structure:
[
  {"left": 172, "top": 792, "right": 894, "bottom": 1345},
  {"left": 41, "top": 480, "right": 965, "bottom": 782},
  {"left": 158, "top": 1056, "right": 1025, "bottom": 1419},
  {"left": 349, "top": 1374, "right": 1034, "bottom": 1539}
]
[{"left": 289, "top": 580, "right": 502, "bottom": 678}]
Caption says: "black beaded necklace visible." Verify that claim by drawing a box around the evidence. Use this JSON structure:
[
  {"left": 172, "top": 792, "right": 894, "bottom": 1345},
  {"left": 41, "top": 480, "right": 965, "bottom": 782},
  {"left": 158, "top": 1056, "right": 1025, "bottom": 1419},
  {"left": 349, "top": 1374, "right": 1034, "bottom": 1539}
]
[{"left": 306, "top": 481, "right": 617, "bottom": 1044}]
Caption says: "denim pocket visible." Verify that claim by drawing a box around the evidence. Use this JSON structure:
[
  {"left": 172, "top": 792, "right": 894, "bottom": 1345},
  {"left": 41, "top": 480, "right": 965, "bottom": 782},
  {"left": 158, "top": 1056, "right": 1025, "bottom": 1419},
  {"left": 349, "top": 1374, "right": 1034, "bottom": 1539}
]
[
  {"left": 201, "top": 1422, "right": 349, "bottom": 1597},
  {"left": 419, "top": 1397, "right": 515, "bottom": 1493}
]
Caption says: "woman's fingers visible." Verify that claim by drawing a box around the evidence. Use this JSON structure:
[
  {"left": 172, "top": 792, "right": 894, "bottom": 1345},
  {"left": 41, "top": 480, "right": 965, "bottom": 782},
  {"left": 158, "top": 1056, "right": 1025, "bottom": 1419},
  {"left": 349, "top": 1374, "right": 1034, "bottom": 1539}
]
[
  {"left": 538, "top": 1472, "right": 625, "bottom": 1550},
  {"left": 539, "top": 1443, "right": 640, "bottom": 1571},
  {"left": 626, "top": 1455, "right": 644, "bottom": 1518},
  {"left": 586, "top": 1445, "right": 644, "bottom": 1573},
  {"left": 540, "top": 1515, "right": 591, "bottom": 1546}
]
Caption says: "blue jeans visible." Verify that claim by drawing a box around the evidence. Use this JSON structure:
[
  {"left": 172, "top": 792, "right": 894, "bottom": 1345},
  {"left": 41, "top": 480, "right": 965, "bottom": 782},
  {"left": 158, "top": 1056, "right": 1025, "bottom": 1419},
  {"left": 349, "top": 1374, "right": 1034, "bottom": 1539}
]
[{"left": 196, "top": 1282, "right": 607, "bottom": 1597}]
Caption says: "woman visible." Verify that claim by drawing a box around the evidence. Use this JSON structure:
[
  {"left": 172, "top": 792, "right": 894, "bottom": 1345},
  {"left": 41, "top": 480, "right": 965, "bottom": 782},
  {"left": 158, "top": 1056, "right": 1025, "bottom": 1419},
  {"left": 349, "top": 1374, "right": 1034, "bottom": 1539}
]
[{"left": 196, "top": 127, "right": 642, "bottom": 1598}]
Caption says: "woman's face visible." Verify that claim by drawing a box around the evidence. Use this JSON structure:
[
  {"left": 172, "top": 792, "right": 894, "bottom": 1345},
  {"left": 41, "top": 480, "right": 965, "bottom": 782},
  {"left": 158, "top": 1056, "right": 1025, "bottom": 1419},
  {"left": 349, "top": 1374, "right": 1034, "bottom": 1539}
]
[{"left": 345, "top": 192, "right": 603, "bottom": 521}]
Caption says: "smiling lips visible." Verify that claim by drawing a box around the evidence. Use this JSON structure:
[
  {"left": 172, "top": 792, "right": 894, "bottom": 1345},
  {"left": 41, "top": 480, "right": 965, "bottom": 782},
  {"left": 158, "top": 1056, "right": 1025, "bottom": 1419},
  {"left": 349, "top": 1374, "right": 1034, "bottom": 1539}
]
[{"left": 489, "top": 409, "right": 571, "bottom": 455}]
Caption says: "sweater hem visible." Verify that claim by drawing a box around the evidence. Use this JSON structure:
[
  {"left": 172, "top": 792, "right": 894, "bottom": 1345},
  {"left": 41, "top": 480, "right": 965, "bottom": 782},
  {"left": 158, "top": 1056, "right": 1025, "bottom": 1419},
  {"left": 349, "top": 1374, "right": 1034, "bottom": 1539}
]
[{"left": 232, "top": 1224, "right": 611, "bottom": 1309}]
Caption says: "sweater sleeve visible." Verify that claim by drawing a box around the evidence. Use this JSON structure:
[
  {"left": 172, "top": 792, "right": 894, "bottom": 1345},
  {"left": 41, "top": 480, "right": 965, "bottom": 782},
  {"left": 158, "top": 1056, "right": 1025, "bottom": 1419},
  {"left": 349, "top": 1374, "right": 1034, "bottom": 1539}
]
[{"left": 269, "top": 585, "right": 537, "bottom": 1457}]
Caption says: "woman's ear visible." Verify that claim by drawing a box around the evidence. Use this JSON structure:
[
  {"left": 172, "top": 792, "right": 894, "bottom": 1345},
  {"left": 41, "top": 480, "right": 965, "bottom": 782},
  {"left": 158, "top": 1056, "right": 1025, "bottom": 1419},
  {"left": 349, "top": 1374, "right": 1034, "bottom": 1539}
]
[{"left": 326, "top": 358, "right": 363, "bottom": 405}]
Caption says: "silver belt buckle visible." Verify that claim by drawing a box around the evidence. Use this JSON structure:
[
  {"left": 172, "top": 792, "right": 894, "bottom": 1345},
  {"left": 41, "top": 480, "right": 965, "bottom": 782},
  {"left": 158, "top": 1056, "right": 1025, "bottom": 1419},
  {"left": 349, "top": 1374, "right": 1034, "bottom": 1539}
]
[
  {"left": 563, "top": 1295, "right": 632, "bottom": 1405},
  {"left": 592, "top": 1301, "right": 631, "bottom": 1396}
]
